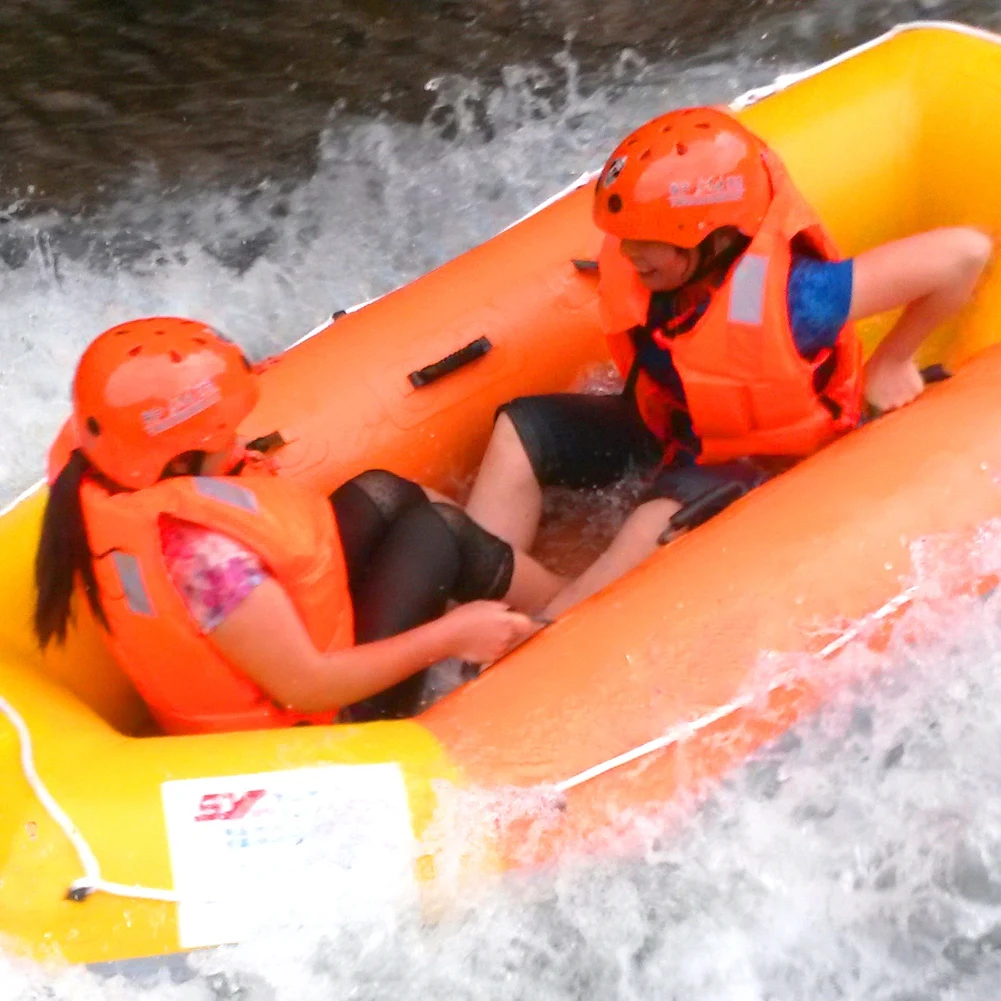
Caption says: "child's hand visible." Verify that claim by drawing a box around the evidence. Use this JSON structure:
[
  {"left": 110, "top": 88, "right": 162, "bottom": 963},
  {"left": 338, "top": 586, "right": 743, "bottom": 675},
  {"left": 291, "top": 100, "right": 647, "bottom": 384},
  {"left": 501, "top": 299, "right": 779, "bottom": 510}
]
[
  {"left": 439, "top": 601, "right": 537, "bottom": 664},
  {"left": 863, "top": 353, "right": 925, "bottom": 412}
]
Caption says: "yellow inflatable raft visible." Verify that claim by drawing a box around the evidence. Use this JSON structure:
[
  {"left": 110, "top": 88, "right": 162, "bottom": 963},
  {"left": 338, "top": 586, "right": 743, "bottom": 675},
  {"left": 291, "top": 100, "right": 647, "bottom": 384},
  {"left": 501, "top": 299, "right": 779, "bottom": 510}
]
[{"left": 3, "top": 21, "right": 1001, "bottom": 967}]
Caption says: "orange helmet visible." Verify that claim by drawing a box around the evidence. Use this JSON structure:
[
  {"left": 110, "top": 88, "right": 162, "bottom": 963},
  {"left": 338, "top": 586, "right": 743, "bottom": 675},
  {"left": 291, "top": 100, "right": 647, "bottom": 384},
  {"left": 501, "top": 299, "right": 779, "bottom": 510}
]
[
  {"left": 593, "top": 107, "right": 774, "bottom": 248},
  {"left": 72, "top": 317, "right": 259, "bottom": 489}
]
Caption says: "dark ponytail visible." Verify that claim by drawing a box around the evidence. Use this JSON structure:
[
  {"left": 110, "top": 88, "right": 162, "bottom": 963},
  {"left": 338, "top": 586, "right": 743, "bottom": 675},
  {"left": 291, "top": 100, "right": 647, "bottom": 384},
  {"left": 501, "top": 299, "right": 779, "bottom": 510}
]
[{"left": 34, "top": 449, "right": 108, "bottom": 648}]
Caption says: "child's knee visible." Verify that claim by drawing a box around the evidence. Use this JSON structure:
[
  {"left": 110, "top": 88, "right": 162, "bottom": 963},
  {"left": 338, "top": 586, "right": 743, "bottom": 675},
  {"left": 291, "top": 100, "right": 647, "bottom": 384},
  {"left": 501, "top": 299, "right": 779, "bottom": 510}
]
[
  {"left": 945, "top": 227, "right": 993, "bottom": 287},
  {"left": 964, "top": 229, "right": 993, "bottom": 276},
  {"left": 622, "top": 498, "right": 682, "bottom": 543},
  {"left": 490, "top": 412, "right": 535, "bottom": 477}
]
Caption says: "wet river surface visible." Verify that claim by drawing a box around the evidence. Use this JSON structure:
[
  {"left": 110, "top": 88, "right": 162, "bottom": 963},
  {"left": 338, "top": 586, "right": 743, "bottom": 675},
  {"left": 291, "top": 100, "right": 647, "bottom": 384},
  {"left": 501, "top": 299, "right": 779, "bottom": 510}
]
[
  {"left": 5, "top": 2, "right": 1001, "bottom": 998},
  {"left": 1, "top": 0, "right": 998, "bottom": 209}
]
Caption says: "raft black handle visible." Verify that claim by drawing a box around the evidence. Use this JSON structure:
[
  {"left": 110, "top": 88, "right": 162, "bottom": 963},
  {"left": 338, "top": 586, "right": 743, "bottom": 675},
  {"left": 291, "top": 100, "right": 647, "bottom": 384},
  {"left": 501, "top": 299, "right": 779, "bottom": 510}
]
[
  {"left": 408, "top": 336, "right": 493, "bottom": 389},
  {"left": 919, "top": 363, "right": 952, "bottom": 385},
  {"left": 657, "top": 481, "right": 747, "bottom": 544},
  {"left": 572, "top": 258, "right": 599, "bottom": 273},
  {"left": 245, "top": 430, "right": 287, "bottom": 454}
]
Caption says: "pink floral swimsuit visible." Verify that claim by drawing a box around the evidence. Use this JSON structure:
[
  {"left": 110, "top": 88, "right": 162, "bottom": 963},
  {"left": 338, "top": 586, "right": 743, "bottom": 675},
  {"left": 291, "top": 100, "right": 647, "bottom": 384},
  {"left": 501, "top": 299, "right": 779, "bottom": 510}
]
[{"left": 159, "top": 516, "right": 267, "bottom": 632}]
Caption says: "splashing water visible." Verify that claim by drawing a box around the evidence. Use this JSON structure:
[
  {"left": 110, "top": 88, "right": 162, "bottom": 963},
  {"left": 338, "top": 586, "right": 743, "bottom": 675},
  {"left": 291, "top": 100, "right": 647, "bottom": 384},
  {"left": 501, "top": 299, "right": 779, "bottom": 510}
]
[
  {"left": 8, "top": 592, "right": 1001, "bottom": 999},
  {"left": 5, "top": 4, "right": 1001, "bottom": 999},
  {"left": 0, "top": 12, "right": 806, "bottom": 499}
]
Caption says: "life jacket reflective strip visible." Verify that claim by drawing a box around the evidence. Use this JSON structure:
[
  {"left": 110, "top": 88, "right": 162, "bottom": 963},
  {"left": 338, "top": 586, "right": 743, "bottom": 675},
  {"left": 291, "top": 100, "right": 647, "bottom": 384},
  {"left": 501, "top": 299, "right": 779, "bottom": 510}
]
[
  {"left": 79, "top": 468, "right": 353, "bottom": 734},
  {"left": 598, "top": 151, "right": 863, "bottom": 464}
]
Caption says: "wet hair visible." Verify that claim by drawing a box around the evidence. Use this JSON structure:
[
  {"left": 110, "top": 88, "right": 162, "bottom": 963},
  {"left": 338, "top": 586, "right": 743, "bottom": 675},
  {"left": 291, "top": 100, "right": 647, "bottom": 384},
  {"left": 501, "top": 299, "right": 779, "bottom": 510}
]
[
  {"left": 33, "top": 449, "right": 108, "bottom": 648},
  {"left": 33, "top": 444, "right": 214, "bottom": 650},
  {"left": 161, "top": 450, "right": 207, "bottom": 478},
  {"left": 692, "top": 226, "right": 750, "bottom": 282},
  {"left": 33, "top": 441, "right": 226, "bottom": 650}
]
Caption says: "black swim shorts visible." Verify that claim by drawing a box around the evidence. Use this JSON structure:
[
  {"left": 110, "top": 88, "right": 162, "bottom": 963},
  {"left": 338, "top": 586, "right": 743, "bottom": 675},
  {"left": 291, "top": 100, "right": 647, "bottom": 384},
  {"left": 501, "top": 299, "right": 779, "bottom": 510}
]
[{"left": 498, "top": 393, "right": 776, "bottom": 507}]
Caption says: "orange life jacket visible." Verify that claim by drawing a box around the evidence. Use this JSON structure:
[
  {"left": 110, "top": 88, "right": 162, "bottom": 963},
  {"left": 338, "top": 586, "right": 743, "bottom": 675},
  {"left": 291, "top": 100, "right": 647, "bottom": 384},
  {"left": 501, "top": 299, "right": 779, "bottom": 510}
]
[
  {"left": 598, "top": 151, "right": 863, "bottom": 464},
  {"left": 78, "top": 465, "right": 354, "bottom": 734}
]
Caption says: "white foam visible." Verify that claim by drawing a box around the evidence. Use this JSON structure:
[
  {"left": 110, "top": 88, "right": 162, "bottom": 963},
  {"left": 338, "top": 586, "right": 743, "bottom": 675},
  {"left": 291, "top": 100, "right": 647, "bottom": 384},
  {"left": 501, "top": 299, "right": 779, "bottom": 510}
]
[{"left": 6, "top": 7, "right": 1001, "bottom": 999}]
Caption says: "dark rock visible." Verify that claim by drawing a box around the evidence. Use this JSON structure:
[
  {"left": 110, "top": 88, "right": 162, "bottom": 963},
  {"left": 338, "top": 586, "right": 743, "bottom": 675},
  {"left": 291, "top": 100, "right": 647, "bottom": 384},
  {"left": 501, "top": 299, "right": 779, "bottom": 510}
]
[{"left": 0, "top": 0, "right": 998, "bottom": 213}]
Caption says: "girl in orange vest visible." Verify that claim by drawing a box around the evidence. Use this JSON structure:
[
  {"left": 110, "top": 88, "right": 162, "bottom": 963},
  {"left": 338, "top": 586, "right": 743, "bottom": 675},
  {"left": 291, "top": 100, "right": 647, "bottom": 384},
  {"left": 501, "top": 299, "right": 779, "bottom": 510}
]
[
  {"left": 466, "top": 107, "right": 993, "bottom": 614},
  {"left": 34, "top": 318, "right": 562, "bottom": 734}
]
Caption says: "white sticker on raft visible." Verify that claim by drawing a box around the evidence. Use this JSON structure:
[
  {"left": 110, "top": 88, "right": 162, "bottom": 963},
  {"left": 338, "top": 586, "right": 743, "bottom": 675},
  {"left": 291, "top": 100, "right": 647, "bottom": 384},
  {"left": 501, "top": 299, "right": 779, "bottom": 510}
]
[{"left": 160, "top": 763, "right": 417, "bottom": 949}]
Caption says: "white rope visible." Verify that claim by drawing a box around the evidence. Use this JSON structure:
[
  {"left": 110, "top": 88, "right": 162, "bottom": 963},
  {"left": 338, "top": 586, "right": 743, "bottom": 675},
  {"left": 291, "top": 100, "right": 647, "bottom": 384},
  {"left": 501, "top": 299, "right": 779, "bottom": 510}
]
[
  {"left": 553, "top": 586, "right": 919, "bottom": 793},
  {"left": 729, "top": 21, "right": 1001, "bottom": 110},
  {"left": 0, "top": 690, "right": 180, "bottom": 903},
  {"left": 0, "top": 479, "right": 43, "bottom": 518},
  {"left": 3, "top": 21, "right": 987, "bottom": 898},
  {"left": 0, "top": 586, "right": 919, "bottom": 903},
  {"left": 0, "top": 578, "right": 928, "bottom": 894},
  {"left": 499, "top": 171, "right": 596, "bottom": 232}
]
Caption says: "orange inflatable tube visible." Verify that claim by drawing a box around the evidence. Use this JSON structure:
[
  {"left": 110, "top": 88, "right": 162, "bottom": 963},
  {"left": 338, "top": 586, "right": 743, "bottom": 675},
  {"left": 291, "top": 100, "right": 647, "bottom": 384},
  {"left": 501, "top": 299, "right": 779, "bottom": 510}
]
[{"left": 2, "top": 22, "right": 1001, "bottom": 966}]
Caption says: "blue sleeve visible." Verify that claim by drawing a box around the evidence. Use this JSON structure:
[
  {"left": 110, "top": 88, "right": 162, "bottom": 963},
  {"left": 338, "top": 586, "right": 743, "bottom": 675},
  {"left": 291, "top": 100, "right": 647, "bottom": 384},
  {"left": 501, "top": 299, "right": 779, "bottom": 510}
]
[{"left": 787, "top": 256, "right": 854, "bottom": 359}]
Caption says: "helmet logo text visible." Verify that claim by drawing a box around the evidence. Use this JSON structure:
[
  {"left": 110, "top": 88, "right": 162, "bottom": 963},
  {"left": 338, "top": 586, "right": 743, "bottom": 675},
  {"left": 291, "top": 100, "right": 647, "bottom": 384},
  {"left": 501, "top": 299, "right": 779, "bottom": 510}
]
[
  {"left": 669, "top": 174, "right": 745, "bottom": 208},
  {"left": 142, "top": 378, "right": 222, "bottom": 436}
]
